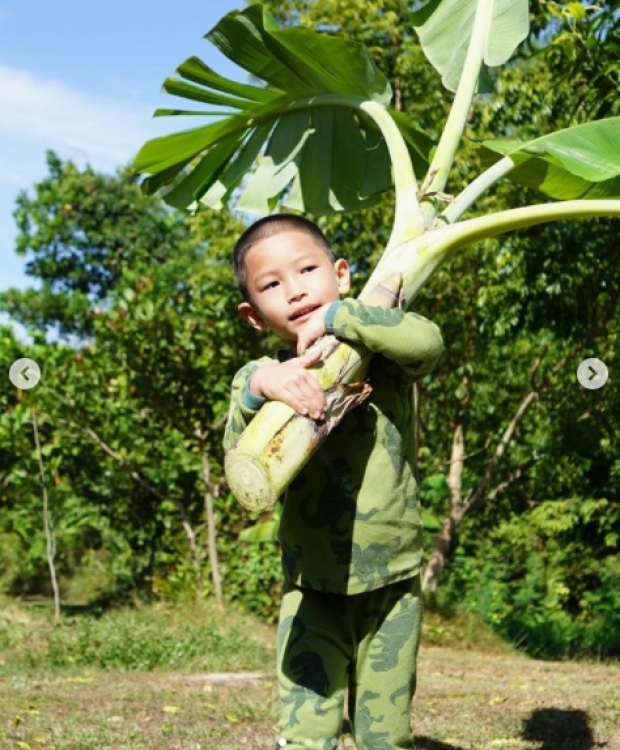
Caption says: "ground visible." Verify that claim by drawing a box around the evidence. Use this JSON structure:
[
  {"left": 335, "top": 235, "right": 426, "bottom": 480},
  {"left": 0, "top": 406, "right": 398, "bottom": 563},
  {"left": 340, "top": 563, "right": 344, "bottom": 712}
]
[{"left": 2, "top": 645, "right": 618, "bottom": 750}]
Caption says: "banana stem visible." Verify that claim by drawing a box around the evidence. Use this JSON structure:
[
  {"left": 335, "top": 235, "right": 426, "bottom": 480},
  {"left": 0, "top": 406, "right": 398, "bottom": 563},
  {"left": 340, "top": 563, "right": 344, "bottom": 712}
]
[
  {"left": 421, "top": 0, "right": 493, "bottom": 226},
  {"left": 360, "top": 100, "right": 425, "bottom": 245},
  {"left": 440, "top": 156, "right": 516, "bottom": 224}
]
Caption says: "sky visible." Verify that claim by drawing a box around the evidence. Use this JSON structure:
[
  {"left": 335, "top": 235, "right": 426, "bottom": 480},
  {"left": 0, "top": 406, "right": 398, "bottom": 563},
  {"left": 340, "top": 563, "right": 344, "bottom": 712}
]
[{"left": 0, "top": 0, "right": 244, "bottom": 294}]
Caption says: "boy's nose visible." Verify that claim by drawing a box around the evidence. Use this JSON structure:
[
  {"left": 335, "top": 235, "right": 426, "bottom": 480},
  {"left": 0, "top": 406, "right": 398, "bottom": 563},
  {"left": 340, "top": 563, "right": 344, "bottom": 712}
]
[{"left": 286, "top": 282, "right": 306, "bottom": 303}]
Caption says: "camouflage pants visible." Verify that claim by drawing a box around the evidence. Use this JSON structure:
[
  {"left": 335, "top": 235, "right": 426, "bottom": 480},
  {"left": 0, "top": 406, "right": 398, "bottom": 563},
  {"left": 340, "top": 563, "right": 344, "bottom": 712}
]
[{"left": 275, "top": 575, "right": 423, "bottom": 750}]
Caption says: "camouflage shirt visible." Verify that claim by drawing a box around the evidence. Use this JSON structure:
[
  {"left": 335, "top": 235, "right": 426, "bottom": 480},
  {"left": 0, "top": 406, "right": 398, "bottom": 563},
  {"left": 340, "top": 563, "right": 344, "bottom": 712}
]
[{"left": 224, "top": 299, "right": 443, "bottom": 595}]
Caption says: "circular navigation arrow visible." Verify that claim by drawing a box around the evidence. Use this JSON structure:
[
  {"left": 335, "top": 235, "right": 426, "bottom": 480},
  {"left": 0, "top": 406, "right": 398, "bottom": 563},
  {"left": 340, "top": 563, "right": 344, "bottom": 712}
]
[
  {"left": 576, "top": 358, "right": 608, "bottom": 390},
  {"left": 9, "top": 358, "right": 42, "bottom": 390}
]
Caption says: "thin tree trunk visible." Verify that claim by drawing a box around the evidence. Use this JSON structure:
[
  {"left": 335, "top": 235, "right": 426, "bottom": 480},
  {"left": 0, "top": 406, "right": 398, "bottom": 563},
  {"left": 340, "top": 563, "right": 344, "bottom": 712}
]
[
  {"left": 200, "top": 443, "right": 223, "bottom": 608},
  {"left": 422, "top": 421, "right": 465, "bottom": 596},
  {"left": 391, "top": 34, "right": 402, "bottom": 113},
  {"left": 32, "top": 407, "right": 61, "bottom": 623},
  {"left": 413, "top": 382, "right": 422, "bottom": 466}
]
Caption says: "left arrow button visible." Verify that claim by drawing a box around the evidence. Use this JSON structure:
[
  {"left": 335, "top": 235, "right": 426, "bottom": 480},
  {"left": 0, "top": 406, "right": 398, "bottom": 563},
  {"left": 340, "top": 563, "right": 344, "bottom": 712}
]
[{"left": 9, "top": 358, "right": 42, "bottom": 390}]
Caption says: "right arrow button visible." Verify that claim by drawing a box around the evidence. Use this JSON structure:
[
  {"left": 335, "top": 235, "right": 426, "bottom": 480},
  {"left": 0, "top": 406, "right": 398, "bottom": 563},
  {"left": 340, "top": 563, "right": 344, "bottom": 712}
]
[{"left": 577, "top": 358, "right": 609, "bottom": 390}]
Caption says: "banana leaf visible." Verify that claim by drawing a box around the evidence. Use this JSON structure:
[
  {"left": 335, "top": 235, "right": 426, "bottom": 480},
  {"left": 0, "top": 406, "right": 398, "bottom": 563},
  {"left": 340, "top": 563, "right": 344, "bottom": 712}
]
[
  {"left": 482, "top": 117, "right": 620, "bottom": 200},
  {"left": 134, "top": 4, "right": 433, "bottom": 214},
  {"left": 412, "top": 0, "right": 530, "bottom": 92}
]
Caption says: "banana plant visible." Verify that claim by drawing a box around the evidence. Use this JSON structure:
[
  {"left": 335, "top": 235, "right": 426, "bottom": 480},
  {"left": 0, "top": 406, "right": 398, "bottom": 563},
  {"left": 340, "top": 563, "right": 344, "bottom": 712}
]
[{"left": 134, "top": 0, "right": 620, "bottom": 513}]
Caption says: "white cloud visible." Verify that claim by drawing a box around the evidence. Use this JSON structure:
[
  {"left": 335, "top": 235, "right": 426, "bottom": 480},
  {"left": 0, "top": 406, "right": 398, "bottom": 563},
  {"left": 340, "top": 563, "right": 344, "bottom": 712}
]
[
  {"left": 0, "top": 64, "right": 164, "bottom": 178},
  {"left": 0, "top": 65, "right": 176, "bottom": 291}
]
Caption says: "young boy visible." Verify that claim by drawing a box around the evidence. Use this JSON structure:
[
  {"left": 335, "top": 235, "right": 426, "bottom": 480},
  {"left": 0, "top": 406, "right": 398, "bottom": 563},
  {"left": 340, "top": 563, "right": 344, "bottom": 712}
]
[{"left": 224, "top": 214, "right": 443, "bottom": 750}]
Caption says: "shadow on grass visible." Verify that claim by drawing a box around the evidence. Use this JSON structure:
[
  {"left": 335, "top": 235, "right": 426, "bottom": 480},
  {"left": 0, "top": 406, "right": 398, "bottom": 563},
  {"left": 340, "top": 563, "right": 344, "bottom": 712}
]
[
  {"left": 413, "top": 709, "right": 602, "bottom": 750},
  {"left": 414, "top": 739, "right": 468, "bottom": 750},
  {"left": 522, "top": 708, "right": 602, "bottom": 750}
]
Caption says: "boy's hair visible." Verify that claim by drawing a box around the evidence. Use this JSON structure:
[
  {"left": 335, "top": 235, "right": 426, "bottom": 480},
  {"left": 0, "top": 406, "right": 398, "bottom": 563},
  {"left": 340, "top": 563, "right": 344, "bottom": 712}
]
[{"left": 233, "top": 213, "right": 334, "bottom": 300}]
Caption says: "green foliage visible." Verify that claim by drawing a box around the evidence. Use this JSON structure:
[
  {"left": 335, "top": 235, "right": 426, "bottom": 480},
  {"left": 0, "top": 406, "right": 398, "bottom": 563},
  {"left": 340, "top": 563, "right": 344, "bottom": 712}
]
[
  {"left": 216, "top": 494, "right": 282, "bottom": 622},
  {"left": 0, "top": 158, "right": 271, "bottom": 609},
  {"left": 439, "top": 482, "right": 620, "bottom": 658},
  {"left": 0, "top": 152, "right": 193, "bottom": 338},
  {"left": 543, "top": 2, "right": 620, "bottom": 121}
]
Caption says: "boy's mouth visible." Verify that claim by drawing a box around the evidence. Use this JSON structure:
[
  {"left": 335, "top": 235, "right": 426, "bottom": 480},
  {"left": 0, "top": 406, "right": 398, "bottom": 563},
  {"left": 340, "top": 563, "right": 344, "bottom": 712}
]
[{"left": 289, "top": 304, "right": 320, "bottom": 321}]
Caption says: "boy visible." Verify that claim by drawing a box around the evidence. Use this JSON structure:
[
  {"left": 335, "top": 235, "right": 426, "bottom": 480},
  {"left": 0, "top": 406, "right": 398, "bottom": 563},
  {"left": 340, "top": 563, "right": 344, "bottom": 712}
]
[{"left": 224, "top": 214, "right": 443, "bottom": 750}]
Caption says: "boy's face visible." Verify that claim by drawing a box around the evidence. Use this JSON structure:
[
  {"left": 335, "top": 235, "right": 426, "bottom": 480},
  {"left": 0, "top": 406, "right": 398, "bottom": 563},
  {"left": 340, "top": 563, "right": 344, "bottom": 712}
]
[{"left": 238, "top": 229, "right": 350, "bottom": 342}]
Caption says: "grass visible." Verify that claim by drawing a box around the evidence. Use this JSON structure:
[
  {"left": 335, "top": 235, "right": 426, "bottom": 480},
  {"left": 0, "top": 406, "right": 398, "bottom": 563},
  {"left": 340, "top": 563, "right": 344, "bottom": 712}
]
[
  {"left": 0, "top": 599, "right": 618, "bottom": 749},
  {"left": 0, "top": 599, "right": 273, "bottom": 673}
]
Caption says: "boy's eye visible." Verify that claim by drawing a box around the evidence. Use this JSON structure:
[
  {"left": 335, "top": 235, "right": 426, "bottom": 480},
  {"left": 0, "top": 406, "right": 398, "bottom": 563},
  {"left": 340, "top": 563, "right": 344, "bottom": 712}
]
[
  {"left": 302, "top": 265, "right": 317, "bottom": 273},
  {"left": 262, "top": 280, "right": 279, "bottom": 290}
]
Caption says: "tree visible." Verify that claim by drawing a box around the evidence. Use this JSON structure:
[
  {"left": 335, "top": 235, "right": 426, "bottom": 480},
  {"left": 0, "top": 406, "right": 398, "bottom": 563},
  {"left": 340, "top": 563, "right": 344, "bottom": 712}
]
[
  {"left": 0, "top": 151, "right": 195, "bottom": 339},
  {"left": 1, "top": 331, "right": 186, "bottom": 599},
  {"left": 1, "top": 160, "right": 270, "bottom": 608},
  {"left": 542, "top": 1, "right": 620, "bottom": 122}
]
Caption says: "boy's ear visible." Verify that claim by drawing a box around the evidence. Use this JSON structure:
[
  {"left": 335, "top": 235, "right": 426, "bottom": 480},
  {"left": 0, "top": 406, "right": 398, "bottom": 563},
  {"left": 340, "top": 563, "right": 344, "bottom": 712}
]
[
  {"left": 238, "top": 301, "right": 267, "bottom": 332},
  {"left": 334, "top": 258, "right": 351, "bottom": 294}
]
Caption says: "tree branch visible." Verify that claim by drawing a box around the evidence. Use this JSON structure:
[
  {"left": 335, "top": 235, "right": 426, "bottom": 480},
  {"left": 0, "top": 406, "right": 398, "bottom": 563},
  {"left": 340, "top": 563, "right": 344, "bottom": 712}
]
[
  {"left": 463, "top": 390, "right": 538, "bottom": 514},
  {"left": 474, "top": 457, "right": 537, "bottom": 510},
  {"left": 461, "top": 343, "right": 577, "bottom": 516}
]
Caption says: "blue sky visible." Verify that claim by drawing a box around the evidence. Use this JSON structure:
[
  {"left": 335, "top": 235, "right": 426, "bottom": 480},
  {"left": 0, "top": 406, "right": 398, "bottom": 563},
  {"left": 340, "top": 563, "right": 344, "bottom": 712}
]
[{"left": 0, "top": 0, "right": 244, "bottom": 293}]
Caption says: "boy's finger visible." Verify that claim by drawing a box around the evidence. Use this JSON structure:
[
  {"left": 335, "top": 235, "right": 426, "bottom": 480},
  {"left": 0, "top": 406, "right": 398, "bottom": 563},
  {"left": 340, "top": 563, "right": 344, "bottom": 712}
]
[
  {"left": 297, "top": 332, "right": 318, "bottom": 357},
  {"left": 304, "top": 380, "right": 327, "bottom": 415},
  {"left": 298, "top": 345, "right": 322, "bottom": 366},
  {"left": 296, "top": 339, "right": 308, "bottom": 357},
  {"left": 293, "top": 377, "right": 325, "bottom": 417}
]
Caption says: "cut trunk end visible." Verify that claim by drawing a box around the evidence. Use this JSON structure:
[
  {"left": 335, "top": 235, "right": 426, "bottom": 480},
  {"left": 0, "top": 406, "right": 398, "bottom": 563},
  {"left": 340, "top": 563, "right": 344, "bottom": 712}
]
[
  {"left": 225, "top": 382, "right": 371, "bottom": 513},
  {"left": 224, "top": 449, "right": 276, "bottom": 514}
]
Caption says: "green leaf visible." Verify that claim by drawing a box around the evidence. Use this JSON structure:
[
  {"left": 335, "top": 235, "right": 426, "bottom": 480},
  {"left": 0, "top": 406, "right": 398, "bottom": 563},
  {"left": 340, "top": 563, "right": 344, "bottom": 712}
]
[
  {"left": 565, "top": 2, "right": 587, "bottom": 22},
  {"left": 412, "top": 0, "right": 530, "bottom": 92},
  {"left": 421, "top": 509, "right": 443, "bottom": 532},
  {"left": 162, "top": 132, "right": 245, "bottom": 210},
  {"left": 239, "top": 519, "right": 279, "bottom": 543},
  {"left": 481, "top": 117, "right": 620, "bottom": 200},
  {"left": 135, "top": 118, "right": 244, "bottom": 174},
  {"left": 175, "top": 56, "right": 278, "bottom": 103},
  {"left": 162, "top": 77, "right": 255, "bottom": 110},
  {"left": 200, "top": 123, "right": 273, "bottom": 210},
  {"left": 133, "top": 4, "right": 433, "bottom": 215},
  {"left": 207, "top": 4, "right": 390, "bottom": 102}
]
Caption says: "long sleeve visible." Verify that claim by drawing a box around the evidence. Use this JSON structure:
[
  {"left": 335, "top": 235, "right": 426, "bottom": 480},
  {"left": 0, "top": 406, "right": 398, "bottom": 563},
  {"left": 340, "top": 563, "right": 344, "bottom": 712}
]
[
  {"left": 324, "top": 298, "right": 443, "bottom": 379},
  {"left": 223, "top": 357, "right": 273, "bottom": 451}
]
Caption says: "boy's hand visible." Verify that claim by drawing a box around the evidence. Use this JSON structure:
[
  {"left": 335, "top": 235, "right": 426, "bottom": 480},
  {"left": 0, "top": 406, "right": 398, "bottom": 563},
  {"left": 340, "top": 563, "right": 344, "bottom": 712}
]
[
  {"left": 296, "top": 303, "right": 332, "bottom": 356},
  {"left": 249, "top": 348, "right": 326, "bottom": 419}
]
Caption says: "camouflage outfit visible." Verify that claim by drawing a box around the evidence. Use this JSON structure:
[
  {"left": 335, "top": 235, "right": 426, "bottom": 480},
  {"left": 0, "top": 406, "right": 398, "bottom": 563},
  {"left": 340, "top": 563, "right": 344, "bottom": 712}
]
[{"left": 225, "top": 299, "right": 443, "bottom": 749}]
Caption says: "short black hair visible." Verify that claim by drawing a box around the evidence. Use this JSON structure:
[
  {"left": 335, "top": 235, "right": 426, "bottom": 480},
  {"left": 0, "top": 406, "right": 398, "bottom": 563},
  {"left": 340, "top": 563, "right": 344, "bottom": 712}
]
[{"left": 232, "top": 214, "right": 334, "bottom": 300}]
